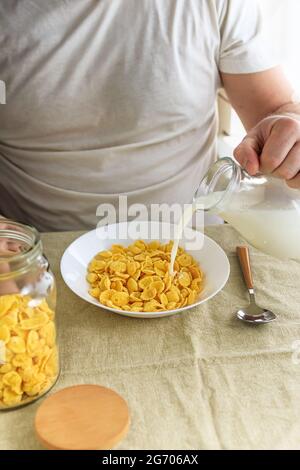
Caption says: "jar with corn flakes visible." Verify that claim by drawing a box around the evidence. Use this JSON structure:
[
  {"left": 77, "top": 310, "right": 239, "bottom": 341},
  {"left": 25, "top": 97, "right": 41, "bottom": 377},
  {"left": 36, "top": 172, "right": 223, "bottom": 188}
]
[{"left": 0, "top": 220, "right": 59, "bottom": 409}]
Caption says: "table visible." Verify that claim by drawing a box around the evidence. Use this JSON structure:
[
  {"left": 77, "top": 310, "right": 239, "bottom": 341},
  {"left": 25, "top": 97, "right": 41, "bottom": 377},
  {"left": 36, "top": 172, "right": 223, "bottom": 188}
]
[{"left": 1, "top": 225, "right": 300, "bottom": 450}]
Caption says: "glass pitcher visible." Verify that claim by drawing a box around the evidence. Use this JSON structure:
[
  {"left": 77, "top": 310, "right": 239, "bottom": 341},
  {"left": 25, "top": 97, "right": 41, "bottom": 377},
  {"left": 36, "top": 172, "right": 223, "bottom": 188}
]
[
  {"left": 0, "top": 220, "right": 59, "bottom": 409},
  {"left": 194, "top": 157, "right": 300, "bottom": 261}
]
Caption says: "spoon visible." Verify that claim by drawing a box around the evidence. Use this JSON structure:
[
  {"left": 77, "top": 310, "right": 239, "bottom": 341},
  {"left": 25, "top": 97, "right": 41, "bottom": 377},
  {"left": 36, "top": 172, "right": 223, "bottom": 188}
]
[{"left": 236, "top": 246, "right": 276, "bottom": 324}]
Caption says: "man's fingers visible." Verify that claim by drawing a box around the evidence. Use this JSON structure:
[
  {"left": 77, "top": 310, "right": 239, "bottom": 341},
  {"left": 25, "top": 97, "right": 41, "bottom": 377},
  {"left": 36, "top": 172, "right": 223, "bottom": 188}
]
[
  {"left": 286, "top": 172, "right": 300, "bottom": 189},
  {"left": 260, "top": 118, "right": 300, "bottom": 174},
  {"left": 272, "top": 142, "right": 300, "bottom": 180},
  {"left": 235, "top": 116, "right": 300, "bottom": 188},
  {"left": 234, "top": 136, "right": 260, "bottom": 175},
  {"left": 0, "top": 221, "right": 23, "bottom": 255}
]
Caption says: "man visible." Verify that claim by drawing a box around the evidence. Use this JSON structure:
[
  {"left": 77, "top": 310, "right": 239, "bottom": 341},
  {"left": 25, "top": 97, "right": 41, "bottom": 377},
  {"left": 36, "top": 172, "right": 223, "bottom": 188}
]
[{"left": 0, "top": 0, "right": 300, "bottom": 232}]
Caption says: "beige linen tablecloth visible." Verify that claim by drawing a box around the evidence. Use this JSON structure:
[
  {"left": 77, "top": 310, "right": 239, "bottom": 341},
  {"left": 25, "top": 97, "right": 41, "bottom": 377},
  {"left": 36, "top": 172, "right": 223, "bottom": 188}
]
[{"left": 1, "top": 225, "right": 300, "bottom": 450}]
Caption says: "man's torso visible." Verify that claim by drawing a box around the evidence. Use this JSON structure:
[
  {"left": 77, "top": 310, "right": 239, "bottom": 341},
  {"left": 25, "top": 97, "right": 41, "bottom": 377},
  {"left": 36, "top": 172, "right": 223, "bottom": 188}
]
[{"left": 0, "top": 0, "right": 222, "bottom": 230}]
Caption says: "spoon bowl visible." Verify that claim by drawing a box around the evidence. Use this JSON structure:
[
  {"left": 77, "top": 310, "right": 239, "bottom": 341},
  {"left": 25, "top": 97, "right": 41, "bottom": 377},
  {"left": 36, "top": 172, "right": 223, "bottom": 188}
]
[
  {"left": 237, "top": 303, "right": 276, "bottom": 324},
  {"left": 236, "top": 246, "right": 277, "bottom": 325}
]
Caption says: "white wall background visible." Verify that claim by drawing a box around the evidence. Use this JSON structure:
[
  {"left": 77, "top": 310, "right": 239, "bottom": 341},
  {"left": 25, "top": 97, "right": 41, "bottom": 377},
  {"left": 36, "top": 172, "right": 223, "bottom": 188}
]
[{"left": 260, "top": 0, "right": 300, "bottom": 94}]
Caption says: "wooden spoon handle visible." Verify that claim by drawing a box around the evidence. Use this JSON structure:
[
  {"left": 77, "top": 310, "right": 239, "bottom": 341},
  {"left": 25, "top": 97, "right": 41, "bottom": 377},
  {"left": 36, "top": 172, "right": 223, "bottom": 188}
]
[{"left": 236, "top": 246, "right": 254, "bottom": 290}]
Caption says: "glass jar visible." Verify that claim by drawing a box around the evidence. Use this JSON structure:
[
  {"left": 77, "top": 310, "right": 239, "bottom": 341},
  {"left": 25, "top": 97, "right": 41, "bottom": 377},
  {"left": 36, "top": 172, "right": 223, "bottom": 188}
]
[
  {"left": 0, "top": 220, "right": 59, "bottom": 409},
  {"left": 194, "top": 157, "right": 300, "bottom": 261}
]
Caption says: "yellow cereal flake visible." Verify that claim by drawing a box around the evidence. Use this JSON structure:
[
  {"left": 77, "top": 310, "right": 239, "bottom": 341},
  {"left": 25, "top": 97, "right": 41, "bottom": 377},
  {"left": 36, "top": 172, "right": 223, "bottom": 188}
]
[
  {"left": 130, "top": 306, "right": 143, "bottom": 312},
  {"left": 159, "top": 293, "right": 168, "bottom": 306},
  {"left": 131, "top": 269, "right": 141, "bottom": 281},
  {"left": 110, "top": 261, "right": 127, "bottom": 273},
  {"left": 23, "top": 382, "right": 42, "bottom": 397},
  {"left": 151, "top": 280, "right": 165, "bottom": 294},
  {"left": 20, "top": 312, "right": 48, "bottom": 330},
  {"left": 0, "top": 295, "right": 17, "bottom": 318},
  {"left": 43, "top": 348, "right": 58, "bottom": 377},
  {"left": 189, "top": 265, "right": 201, "bottom": 279},
  {"left": 86, "top": 241, "right": 205, "bottom": 313},
  {"left": 134, "top": 254, "right": 146, "bottom": 262},
  {"left": 0, "top": 363, "right": 13, "bottom": 374},
  {"left": 167, "top": 302, "right": 177, "bottom": 310},
  {"left": 0, "top": 325, "right": 10, "bottom": 344},
  {"left": 143, "top": 300, "right": 161, "bottom": 312},
  {"left": 89, "top": 287, "right": 100, "bottom": 298},
  {"left": 86, "top": 273, "right": 98, "bottom": 284},
  {"left": 126, "top": 278, "right": 138, "bottom": 293},
  {"left": 129, "top": 245, "right": 142, "bottom": 255},
  {"left": 131, "top": 302, "right": 143, "bottom": 309},
  {"left": 129, "top": 292, "right": 141, "bottom": 302},
  {"left": 141, "top": 286, "right": 157, "bottom": 301},
  {"left": 97, "top": 250, "right": 112, "bottom": 259},
  {"left": 180, "top": 288, "right": 189, "bottom": 299},
  {"left": 163, "top": 273, "right": 172, "bottom": 292},
  {"left": 27, "top": 329, "right": 40, "bottom": 355},
  {"left": 111, "top": 280, "right": 123, "bottom": 292},
  {"left": 0, "top": 314, "right": 17, "bottom": 329},
  {"left": 111, "top": 244, "right": 125, "bottom": 253},
  {"left": 188, "top": 290, "right": 197, "bottom": 305},
  {"left": 138, "top": 277, "right": 153, "bottom": 290},
  {"left": 154, "top": 260, "right": 167, "bottom": 277},
  {"left": 99, "top": 276, "right": 111, "bottom": 292},
  {"left": 110, "top": 291, "right": 129, "bottom": 307},
  {"left": 177, "top": 254, "right": 193, "bottom": 267},
  {"left": 134, "top": 240, "right": 147, "bottom": 251},
  {"left": 37, "top": 299, "right": 54, "bottom": 317},
  {"left": 166, "top": 290, "right": 180, "bottom": 303},
  {"left": 148, "top": 241, "right": 160, "bottom": 250},
  {"left": 3, "top": 371, "right": 22, "bottom": 394},
  {"left": 127, "top": 261, "right": 138, "bottom": 277},
  {"left": 7, "top": 336, "right": 26, "bottom": 354},
  {"left": 99, "top": 290, "right": 112, "bottom": 304},
  {"left": 88, "top": 260, "right": 106, "bottom": 272},
  {"left": 178, "top": 272, "right": 191, "bottom": 288},
  {"left": 2, "top": 388, "right": 22, "bottom": 406},
  {"left": 191, "top": 278, "right": 203, "bottom": 291},
  {"left": 12, "top": 354, "right": 32, "bottom": 369}
]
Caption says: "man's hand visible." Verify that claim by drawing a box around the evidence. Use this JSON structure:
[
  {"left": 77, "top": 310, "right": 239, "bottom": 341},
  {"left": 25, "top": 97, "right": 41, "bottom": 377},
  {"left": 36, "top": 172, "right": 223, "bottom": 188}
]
[
  {"left": 221, "top": 67, "right": 300, "bottom": 189},
  {"left": 0, "top": 220, "right": 23, "bottom": 255},
  {"left": 234, "top": 115, "right": 300, "bottom": 189}
]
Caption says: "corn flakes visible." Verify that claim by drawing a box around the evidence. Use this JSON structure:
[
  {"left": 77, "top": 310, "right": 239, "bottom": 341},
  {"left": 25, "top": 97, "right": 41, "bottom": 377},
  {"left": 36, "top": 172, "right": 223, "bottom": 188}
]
[
  {"left": 141, "top": 286, "right": 157, "bottom": 301},
  {"left": 20, "top": 312, "right": 48, "bottom": 330},
  {"left": 2, "top": 388, "right": 22, "bottom": 406},
  {"left": 0, "top": 295, "right": 16, "bottom": 318},
  {"left": 110, "top": 291, "right": 129, "bottom": 307},
  {"left": 0, "top": 325, "right": 10, "bottom": 344},
  {"left": 7, "top": 336, "right": 26, "bottom": 354},
  {"left": 0, "top": 294, "right": 58, "bottom": 409},
  {"left": 87, "top": 241, "right": 205, "bottom": 313},
  {"left": 178, "top": 272, "right": 191, "bottom": 288},
  {"left": 2, "top": 371, "right": 22, "bottom": 394}
]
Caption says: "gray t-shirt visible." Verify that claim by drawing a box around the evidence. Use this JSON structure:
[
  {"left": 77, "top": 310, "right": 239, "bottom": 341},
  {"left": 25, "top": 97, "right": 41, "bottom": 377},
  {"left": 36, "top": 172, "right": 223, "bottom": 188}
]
[{"left": 0, "top": 0, "right": 276, "bottom": 231}]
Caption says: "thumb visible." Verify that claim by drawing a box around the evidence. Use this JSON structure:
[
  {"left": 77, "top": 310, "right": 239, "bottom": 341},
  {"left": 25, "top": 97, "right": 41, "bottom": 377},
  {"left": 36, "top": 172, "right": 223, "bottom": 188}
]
[{"left": 233, "top": 135, "right": 260, "bottom": 176}]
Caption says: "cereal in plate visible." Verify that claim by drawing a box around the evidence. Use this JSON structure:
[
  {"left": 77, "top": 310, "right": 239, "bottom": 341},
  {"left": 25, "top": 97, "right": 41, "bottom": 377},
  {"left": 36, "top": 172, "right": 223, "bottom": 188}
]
[{"left": 86, "top": 241, "right": 204, "bottom": 313}]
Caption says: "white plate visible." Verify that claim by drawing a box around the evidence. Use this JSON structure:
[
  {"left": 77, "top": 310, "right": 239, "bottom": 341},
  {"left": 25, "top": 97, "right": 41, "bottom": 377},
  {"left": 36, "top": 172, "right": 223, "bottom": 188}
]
[{"left": 60, "top": 221, "right": 230, "bottom": 318}]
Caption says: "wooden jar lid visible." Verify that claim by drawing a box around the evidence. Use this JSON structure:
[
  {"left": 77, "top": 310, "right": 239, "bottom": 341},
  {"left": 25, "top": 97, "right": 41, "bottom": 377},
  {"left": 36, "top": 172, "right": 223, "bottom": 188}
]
[{"left": 35, "top": 385, "right": 130, "bottom": 450}]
